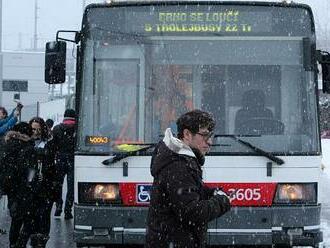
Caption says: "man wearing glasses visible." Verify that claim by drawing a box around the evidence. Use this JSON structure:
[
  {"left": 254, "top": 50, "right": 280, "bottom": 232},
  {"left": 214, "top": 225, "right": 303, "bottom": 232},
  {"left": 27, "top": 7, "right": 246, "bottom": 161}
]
[{"left": 145, "top": 109, "right": 231, "bottom": 248}]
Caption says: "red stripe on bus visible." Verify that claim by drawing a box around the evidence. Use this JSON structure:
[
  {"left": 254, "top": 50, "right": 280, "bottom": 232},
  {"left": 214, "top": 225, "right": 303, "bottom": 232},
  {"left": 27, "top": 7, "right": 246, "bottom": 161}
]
[
  {"left": 207, "top": 183, "right": 277, "bottom": 206},
  {"left": 119, "top": 182, "right": 277, "bottom": 206}
]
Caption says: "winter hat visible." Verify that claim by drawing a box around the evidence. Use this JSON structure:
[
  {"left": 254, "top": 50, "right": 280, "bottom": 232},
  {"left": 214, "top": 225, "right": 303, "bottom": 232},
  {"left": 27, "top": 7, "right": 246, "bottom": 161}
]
[
  {"left": 64, "top": 109, "right": 76, "bottom": 118},
  {"left": 45, "top": 119, "right": 54, "bottom": 129},
  {"left": 12, "top": 122, "right": 33, "bottom": 137}
]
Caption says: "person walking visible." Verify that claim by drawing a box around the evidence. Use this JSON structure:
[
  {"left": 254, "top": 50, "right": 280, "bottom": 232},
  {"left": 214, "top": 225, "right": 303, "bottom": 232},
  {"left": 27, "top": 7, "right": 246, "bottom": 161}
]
[
  {"left": 53, "top": 109, "right": 76, "bottom": 219},
  {"left": 145, "top": 109, "right": 231, "bottom": 248},
  {"left": 0, "top": 122, "right": 35, "bottom": 248}
]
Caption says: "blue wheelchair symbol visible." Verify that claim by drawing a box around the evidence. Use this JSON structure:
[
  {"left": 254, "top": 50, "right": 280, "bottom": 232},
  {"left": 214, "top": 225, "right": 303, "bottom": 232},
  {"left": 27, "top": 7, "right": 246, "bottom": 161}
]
[{"left": 137, "top": 185, "right": 152, "bottom": 203}]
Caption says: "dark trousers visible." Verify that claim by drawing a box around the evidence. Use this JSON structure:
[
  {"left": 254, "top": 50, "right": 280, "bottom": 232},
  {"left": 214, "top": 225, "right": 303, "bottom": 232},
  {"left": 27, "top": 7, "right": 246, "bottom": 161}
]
[
  {"left": 56, "top": 153, "right": 74, "bottom": 214},
  {"left": 9, "top": 216, "right": 23, "bottom": 247},
  {"left": 8, "top": 195, "right": 26, "bottom": 247},
  {"left": 14, "top": 198, "right": 53, "bottom": 248}
]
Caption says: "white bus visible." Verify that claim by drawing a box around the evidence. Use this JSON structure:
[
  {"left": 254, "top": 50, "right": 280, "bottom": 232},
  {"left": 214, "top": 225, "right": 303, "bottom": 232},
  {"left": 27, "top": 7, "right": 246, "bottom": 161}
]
[{"left": 45, "top": 1, "right": 330, "bottom": 247}]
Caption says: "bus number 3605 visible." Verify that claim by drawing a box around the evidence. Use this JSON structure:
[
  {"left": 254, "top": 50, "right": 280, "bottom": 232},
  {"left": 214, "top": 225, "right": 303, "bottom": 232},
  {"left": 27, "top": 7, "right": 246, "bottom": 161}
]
[{"left": 228, "top": 188, "right": 261, "bottom": 201}]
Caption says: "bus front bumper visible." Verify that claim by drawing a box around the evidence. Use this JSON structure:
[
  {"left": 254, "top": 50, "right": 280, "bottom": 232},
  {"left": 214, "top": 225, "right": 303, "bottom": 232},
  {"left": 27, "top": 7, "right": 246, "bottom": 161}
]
[{"left": 73, "top": 204, "right": 323, "bottom": 246}]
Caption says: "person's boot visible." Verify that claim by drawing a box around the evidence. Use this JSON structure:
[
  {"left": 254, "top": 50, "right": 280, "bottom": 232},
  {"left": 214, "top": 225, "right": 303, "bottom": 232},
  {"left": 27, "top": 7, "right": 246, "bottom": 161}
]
[
  {"left": 30, "top": 233, "right": 49, "bottom": 248},
  {"left": 54, "top": 203, "right": 62, "bottom": 217}
]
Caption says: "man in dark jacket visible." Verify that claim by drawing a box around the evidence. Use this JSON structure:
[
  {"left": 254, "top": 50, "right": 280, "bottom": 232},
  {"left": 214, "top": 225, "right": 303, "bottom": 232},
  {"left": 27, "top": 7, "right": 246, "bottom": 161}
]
[
  {"left": 145, "top": 109, "right": 231, "bottom": 248},
  {"left": 52, "top": 109, "right": 76, "bottom": 219}
]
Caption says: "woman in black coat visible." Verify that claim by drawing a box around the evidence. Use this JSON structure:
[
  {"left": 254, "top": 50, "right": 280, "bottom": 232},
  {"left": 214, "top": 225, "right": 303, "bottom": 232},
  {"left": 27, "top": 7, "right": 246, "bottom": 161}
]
[
  {"left": 20, "top": 117, "right": 61, "bottom": 248},
  {"left": 1, "top": 122, "right": 35, "bottom": 248},
  {"left": 8, "top": 118, "right": 60, "bottom": 248}
]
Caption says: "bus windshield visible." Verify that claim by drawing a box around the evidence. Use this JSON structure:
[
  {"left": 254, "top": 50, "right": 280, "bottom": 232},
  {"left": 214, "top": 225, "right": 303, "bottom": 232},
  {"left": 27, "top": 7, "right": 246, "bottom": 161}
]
[{"left": 77, "top": 3, "right": 319, "bottom": 155}]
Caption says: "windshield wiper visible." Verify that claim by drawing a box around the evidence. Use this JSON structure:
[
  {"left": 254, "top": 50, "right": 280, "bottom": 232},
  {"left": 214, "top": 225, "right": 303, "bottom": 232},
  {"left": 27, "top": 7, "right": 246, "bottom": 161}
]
[
  {"left": 102, "top": 143, "right": 156, "bottom": 165},
  {"left": 214, "top": 134, "right": 284, "bottom": 165}
]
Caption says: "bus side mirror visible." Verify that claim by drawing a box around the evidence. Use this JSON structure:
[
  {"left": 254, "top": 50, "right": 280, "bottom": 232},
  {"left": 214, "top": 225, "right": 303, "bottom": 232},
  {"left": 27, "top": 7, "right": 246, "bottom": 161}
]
[
  {"left": 45, "top": 41, "right": 67, "bottom": 84},
  {"left": 317, "top": 50, "right": 330, "bottom": 93}
]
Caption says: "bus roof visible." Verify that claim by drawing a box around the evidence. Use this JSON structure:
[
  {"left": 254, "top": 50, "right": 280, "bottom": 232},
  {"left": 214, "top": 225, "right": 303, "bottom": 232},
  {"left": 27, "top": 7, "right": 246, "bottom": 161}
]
[
  {"left": 84, "top": 0, "right": 312, "bottom": 12},
  {"left": 87, "top": 0, "right": 309, "bottom": 8}
]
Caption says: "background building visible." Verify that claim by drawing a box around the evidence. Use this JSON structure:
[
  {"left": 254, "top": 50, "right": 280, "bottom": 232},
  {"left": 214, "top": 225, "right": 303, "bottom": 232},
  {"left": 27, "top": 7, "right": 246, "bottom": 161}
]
[{"left": 1, "top": 51, "right": 48, "bottom": 121}]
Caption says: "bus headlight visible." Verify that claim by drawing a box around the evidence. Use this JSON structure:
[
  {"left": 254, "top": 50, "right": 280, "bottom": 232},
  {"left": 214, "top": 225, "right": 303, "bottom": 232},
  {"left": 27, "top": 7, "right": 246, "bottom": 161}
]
[
  {"left": 273, "top": 183, "right": 316, "bottom": 204},
  {"left": 78, "top": 183, "right": 121, "bottom": 204}
]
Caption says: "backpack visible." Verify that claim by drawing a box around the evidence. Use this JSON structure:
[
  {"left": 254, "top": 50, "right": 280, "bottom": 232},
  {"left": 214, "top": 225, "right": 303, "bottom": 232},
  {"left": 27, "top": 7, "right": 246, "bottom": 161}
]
[{"left": 53, "top": 123, "right": 75, "bottom": 154}]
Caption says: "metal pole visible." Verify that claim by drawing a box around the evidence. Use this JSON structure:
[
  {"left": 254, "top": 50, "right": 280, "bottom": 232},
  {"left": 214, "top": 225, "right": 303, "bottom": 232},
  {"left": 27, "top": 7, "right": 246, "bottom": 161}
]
[
  {"left": 37, "top": 101, "right": 40, "bottom": 117},
  {"left": 0, "top": 0, "right": 3, "bottom": 106},
  {"left": 34, "top": 0, "right": 38, "bottom": 50}
]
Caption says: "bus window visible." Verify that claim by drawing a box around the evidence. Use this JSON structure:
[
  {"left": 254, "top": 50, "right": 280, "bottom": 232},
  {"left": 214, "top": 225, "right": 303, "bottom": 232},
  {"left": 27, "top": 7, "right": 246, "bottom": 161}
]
[
  {"left": 148, "top": 65, "right": 193, "bottom": 139},
  {"left": 201, "top": 65, "right": 226, "bottom": 134},
  {"left": 94, "top": 59, "right": 140, "bottom": 143}
]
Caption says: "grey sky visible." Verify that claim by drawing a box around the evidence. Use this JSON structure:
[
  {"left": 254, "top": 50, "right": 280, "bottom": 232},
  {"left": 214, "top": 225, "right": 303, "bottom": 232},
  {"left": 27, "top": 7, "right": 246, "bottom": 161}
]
[
  {"left": 2, "top": 0, "right": 330, "bottom": 51},
  {"left": 2, "top": 0, "right": 103, "bottom": 50}
]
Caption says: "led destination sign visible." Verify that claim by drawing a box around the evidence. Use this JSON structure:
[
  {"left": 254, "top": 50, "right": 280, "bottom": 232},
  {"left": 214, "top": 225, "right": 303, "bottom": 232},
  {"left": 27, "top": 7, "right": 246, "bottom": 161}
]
[
  {"left": 87, "top": 5, "right": 312, "bottom": 37},
  {"left": 143, "top": 11, "right": 253, "bottom": 33}
]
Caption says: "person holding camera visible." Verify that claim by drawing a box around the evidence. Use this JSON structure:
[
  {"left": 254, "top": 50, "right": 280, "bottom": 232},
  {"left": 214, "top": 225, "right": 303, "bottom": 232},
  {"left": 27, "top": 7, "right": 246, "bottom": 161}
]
[
  {"left": 5, "top": 117, "right": 60, "bottom": 248},
  {"left": 145, "top": 110, "right": 231, "bottom": 248},
  {"left": 17, "top": 117, "right": 61, "bottom": 248}
]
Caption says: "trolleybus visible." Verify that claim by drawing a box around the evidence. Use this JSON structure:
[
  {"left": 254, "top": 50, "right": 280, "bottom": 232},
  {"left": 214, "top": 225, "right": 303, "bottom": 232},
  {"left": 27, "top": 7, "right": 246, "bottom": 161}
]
[{"left": 45, "top": 1, "right": 330, "bottom": 247}]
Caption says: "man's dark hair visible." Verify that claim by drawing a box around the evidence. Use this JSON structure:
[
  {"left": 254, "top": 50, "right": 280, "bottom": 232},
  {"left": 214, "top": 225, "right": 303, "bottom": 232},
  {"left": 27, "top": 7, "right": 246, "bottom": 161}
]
[
  {"left": 176, "top": 109, "right": 215, "bottom": 139},
  {"left": 45, "top": 119, "right": 54, "bottom": 129},
  {"left": 0, "top": 107, "right": 8, "bottom": 118}
]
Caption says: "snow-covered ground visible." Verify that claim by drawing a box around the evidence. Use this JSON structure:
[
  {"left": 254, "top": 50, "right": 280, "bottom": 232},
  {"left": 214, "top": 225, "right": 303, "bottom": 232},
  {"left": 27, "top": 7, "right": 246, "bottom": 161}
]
[{"left": 320, "top": 139, "right": 330, "bottom": 247}]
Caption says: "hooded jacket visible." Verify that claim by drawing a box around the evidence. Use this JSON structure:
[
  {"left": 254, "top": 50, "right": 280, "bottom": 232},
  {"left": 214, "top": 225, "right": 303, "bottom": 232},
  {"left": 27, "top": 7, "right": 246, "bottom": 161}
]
[
  {"left": 145, "top": 129, "right": 231, "bottom": 248},
  {"left": 1, "top": 131, "right": 60, "bottom": 201},
  {"left": 0, "top": 131, "right": 33, "bottom": 195}
]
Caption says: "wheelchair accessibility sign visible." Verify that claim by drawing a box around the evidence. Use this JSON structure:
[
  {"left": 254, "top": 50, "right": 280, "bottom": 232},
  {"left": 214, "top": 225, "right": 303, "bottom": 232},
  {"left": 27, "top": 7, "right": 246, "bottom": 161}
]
[{"left": 136, "top": 184, "right": 152, "bottom": 204}]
